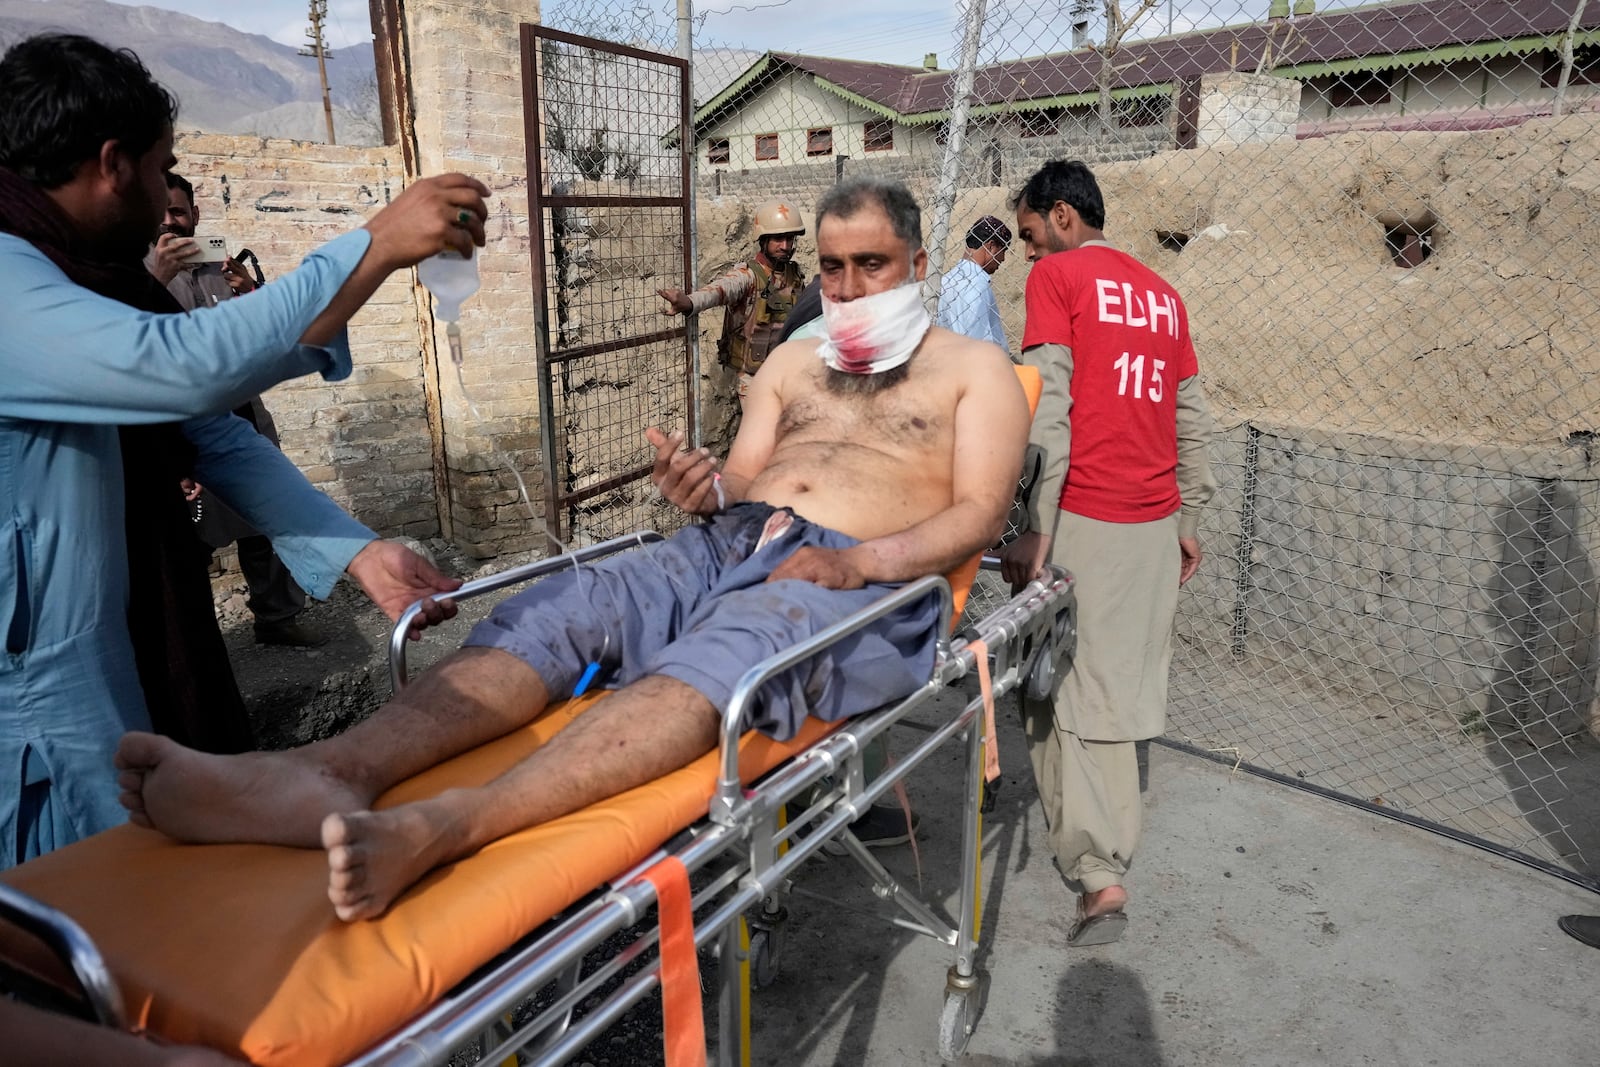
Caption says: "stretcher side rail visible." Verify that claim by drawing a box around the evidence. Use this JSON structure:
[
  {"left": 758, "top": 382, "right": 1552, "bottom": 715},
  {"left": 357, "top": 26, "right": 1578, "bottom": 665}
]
[
  {"left": 0, "top": 878, "right": 124, "bottom": 1027},
  {"left": 387, "top": 530, "right": 665, "bottom": 692},
  {"left": 710, "top": 573, "right": 955, "bottom": 826}
]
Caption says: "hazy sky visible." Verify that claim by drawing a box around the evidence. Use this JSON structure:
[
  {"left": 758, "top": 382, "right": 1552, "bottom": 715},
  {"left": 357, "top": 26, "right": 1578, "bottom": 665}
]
[{"left": 119, "top": 0, "right": 1374, "bottom": 65}]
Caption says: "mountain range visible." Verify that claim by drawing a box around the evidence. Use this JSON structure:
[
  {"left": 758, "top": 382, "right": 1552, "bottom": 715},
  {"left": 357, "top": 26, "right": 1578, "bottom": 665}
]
[
  {"left": 0, "top": 0, "right": 758, "bottom": 147},
  {"left": 0, "top": 0, "right": 382, "bottom": 144}
]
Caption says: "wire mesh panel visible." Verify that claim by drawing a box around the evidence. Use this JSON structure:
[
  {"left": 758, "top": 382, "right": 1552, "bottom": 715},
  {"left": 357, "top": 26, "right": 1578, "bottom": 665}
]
[
  {"left": 529, "top": 0, "right": 1600, "bottom": 888},
  {"left": 521, "top": 24, "right": 694, "bottom": 550}
]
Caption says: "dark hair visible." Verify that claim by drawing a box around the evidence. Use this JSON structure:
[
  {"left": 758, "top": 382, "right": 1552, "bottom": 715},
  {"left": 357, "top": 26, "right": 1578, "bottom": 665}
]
[
  {"left": 165, "top": 171, "right": 194, "bottom": 205},
  {"left": 964, "top": 214, "right": 1012, "bottom": 249},
  {"left": 816, "top": 176, "right": 922, "bottom": 250},
  {"left": 1013, "top": 160, "right": 1106, "bottom": 231},
  {"left": 0, "top": 34, "right": 178, "bottom": 188}
]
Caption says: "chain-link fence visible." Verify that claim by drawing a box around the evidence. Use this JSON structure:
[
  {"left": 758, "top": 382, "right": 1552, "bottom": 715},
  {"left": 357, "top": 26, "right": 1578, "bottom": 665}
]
[
  {"left": 534, "top": 0, "right": 1600, "bottom": 890},
  {"left": 523, "top": 21, "right": 697, "bottom": 547}
]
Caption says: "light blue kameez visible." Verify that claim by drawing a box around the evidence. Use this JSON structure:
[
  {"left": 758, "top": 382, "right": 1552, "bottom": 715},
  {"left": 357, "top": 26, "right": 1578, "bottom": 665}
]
[
  {"left": 935, "top": 257, "right": 1009, "bottom": 353},
  {"left": 0, "top": 229, "right": 380, "bottom": 865}
]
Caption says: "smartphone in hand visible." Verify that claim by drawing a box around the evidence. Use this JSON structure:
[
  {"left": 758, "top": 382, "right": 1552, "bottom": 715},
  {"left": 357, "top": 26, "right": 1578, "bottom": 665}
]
[{"left": 192, "top": 230, "right": 229, "bottom": 264}]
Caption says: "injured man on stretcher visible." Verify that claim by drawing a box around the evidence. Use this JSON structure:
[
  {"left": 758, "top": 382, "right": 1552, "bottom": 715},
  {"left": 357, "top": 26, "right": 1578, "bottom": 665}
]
[{"left": 114, "top": 176, "right": 1029, "bottom": 922}]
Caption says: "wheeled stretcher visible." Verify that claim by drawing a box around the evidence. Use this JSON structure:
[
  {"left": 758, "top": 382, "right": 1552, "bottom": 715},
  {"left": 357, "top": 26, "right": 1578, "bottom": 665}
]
[
  {"left": 0, "top": 538, "right": 1072, "bottom": 1066},
  {"left": 0, "top": 372, "right": 1075, "bottom": 1067}
]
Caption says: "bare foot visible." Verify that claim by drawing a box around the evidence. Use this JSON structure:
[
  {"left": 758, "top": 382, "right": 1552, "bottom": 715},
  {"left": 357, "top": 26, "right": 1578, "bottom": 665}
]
[
  {"left": 321, "top": 799, "right": 467, "bottom": 921},
  {"left": 1082, "top": 884, "right": 1128, "bottom": 919},
  {"left": 115, "top": 731, "right": 368, "bottom": 848}
]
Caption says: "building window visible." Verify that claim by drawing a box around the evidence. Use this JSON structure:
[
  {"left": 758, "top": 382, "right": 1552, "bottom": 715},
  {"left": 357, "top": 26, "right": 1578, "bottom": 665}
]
[
  {"left": 806, "top": 127, "right": 833, "bottom": 157},
  {"left": 707, "top": 138, "right": 730, "bottom": 165},
  {"left": 864, "top": 118, "right": 894, "bottom": 152},
  {"left": 1327, "top": 69, "right": 1393, "bottom": 109},
  {"left": 1543, "top": 44, "right": 1600, "bottom": 87},
  {"left": 754, "top": 133, "right": 778, "bottom": 161},
  {"left": 1114, "top": 97, "right": 1168, "bottom": 128},
  {"left": 1018, "top": 108, "right": 1062, "bottom": 138}
]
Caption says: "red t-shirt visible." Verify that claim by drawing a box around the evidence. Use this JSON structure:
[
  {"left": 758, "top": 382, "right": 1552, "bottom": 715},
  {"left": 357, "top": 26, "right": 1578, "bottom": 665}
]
[{"left": 1021, "top": 244, "right": 1198, "bottom": 524}]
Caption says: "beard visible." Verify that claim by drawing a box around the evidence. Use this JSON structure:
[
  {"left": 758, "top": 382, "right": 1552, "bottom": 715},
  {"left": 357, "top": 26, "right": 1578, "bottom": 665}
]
[{"left": 823, "top": 361, "right": 910, "bottom": 396}]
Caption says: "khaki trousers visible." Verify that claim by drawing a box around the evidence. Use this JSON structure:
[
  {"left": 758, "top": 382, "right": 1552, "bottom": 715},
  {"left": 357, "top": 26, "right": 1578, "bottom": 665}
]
[
  {"left": 1022, "top": 717, "right": 1141, "bottom": 893},
  {"left": 1023, "top": 510, "right": 1179, "bottom": 892}
]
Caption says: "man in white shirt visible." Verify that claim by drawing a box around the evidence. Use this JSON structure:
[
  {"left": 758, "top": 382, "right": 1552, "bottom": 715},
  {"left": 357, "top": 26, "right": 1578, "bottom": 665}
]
[{"left": 935, "top": 214, "right": 1012, "bottom": 354}]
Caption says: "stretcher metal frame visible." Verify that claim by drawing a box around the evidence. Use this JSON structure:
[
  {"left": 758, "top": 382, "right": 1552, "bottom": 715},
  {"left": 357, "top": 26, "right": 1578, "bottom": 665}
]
[{"left": 0, "top": 531, "right": 1074, "bottom": 1066}]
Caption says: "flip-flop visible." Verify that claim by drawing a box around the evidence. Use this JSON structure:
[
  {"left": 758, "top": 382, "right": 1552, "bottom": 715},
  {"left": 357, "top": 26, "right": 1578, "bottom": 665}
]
[{"left": 1067, "top": 908, "right": 1128, "bottom": 947}]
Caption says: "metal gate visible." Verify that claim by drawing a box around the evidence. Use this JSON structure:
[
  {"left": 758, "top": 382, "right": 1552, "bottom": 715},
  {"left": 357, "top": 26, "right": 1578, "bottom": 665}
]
[{"left": 520, "top": 24, "right": 694, "bottom": 552}]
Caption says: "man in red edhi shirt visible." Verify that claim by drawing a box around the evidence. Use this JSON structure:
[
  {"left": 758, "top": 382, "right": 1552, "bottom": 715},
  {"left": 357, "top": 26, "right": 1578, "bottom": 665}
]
[{"left": 1001, "top": 160, "right": 1217, "bottom": 947}]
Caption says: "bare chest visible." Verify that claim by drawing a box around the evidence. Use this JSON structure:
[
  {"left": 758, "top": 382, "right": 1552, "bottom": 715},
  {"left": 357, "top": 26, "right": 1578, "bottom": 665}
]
[{"left": 774, "top": 386, "right": 948, "bottom": 454}]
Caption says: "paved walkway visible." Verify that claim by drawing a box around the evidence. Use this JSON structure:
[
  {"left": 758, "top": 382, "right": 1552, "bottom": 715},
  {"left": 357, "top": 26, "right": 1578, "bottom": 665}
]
[{"left": 748, "top": 693, "right": 1598, "bottom": 1066}]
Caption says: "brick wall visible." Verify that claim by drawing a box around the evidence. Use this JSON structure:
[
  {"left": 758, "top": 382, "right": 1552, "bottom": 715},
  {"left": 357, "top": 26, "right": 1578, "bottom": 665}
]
[
  {"left": 172, "top": 133, "right": 436, "bottom": 538},
  {"left": 173, "top": 0, "right": 544, "bottom": 559}
]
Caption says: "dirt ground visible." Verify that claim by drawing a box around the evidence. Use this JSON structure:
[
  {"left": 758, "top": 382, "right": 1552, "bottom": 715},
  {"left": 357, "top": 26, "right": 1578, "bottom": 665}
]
[{"left": 217, "top": 538, "right": 526, "bottom": 750}]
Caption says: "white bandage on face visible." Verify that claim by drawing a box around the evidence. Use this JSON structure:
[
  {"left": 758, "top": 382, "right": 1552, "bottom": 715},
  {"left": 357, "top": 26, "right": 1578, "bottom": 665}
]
[{"left": 816, "top": 276, "right": 931, "bottom": 376}]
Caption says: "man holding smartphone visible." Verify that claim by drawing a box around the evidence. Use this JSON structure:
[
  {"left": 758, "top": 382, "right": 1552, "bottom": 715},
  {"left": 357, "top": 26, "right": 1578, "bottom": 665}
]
[
  {"left": 145, "top": 171, "right": 327, "bottom": 648},
  {"left": 147, "top": 171, "right": 251, "bottom": 306}
]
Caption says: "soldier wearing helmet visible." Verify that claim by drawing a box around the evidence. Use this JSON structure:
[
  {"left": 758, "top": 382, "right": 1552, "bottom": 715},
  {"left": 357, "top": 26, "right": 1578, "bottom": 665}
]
[{"left": 658, "top": 198, "right": 807, "bottom": 405}]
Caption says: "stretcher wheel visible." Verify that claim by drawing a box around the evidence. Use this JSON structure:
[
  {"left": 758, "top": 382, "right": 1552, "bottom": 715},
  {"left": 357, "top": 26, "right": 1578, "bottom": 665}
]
[
  {"left": 1024, "top": 637, "right": 1055, "bottom": 702},
  {"left": 749, "top": 927, "right": 780, "bottom": 989},
  {"left": 1024, "top": 607, "right": 1075, "bottom": 702},
  {"left": 937, "top": 986, "right": 978, "bottom": 1061}
]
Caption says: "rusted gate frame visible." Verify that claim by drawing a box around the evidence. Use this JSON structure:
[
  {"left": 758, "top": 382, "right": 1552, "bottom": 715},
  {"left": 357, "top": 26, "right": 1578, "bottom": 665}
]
[{"left": 519, "top": 24, "right": 693, "bottom": 552}]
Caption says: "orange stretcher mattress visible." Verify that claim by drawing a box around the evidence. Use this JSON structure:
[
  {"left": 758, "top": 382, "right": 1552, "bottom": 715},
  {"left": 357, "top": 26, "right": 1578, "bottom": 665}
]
[{"left": 1, "top": 694, "right": 843, "bottom": 1066}]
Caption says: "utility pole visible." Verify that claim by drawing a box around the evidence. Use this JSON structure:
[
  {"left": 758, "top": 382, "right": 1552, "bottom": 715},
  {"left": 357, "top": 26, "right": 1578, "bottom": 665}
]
[{"left": 300, "top": 0, "right": 336, "bottom": 144}]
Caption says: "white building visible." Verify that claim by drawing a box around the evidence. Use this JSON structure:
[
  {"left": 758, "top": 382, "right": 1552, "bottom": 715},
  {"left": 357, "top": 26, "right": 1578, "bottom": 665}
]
[{"left": 692, "top": 0, "right": 1600, "bottom": 172}]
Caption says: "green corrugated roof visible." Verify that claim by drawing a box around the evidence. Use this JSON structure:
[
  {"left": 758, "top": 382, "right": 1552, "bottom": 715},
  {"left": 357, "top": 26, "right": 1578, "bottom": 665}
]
[
  {"left": 1272, "top": 29, "right": 1600, "bottom": 80},
  {"left": 901, "top": 82, "right": 1172, "bottom": 125},
  {"left": 694, "top": 54, "right": 778, "bottom": 129},
  {"left": 811, "top": 76, "right": 905, "bottom": 121}
]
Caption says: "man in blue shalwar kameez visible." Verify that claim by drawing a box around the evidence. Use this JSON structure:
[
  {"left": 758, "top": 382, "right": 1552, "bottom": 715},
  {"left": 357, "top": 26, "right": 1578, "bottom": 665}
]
[{"left": 0, "top": 33, "right": 492, "bottom": 866}]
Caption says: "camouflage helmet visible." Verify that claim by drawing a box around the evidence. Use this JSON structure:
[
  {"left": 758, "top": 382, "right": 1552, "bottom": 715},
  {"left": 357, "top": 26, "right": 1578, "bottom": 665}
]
[{"left": 753, "top": 199, "right": 806, "bottom": 239}]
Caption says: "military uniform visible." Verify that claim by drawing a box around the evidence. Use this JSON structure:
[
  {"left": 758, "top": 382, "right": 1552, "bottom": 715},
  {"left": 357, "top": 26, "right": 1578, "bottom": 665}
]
[
  {"left": 688, "top": 256, "right": 805, "bottom": 400},
  {"left": 675, "top": 199, "right": 808, "bottom": 405}
]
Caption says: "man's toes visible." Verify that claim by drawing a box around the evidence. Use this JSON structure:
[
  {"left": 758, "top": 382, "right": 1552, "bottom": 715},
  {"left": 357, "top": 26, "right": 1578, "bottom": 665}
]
[
  {"left": 113, "top": 731, "right": 166, "bottom": 771},
  {"left": 321, "top": 812, "right": 356, "bottom": 851},
  {"left": 327, "top": 851, "right": 364, "bottom": 891},
  {"left": 333, "top": 896, "right": 382, "bottom": 923}
]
